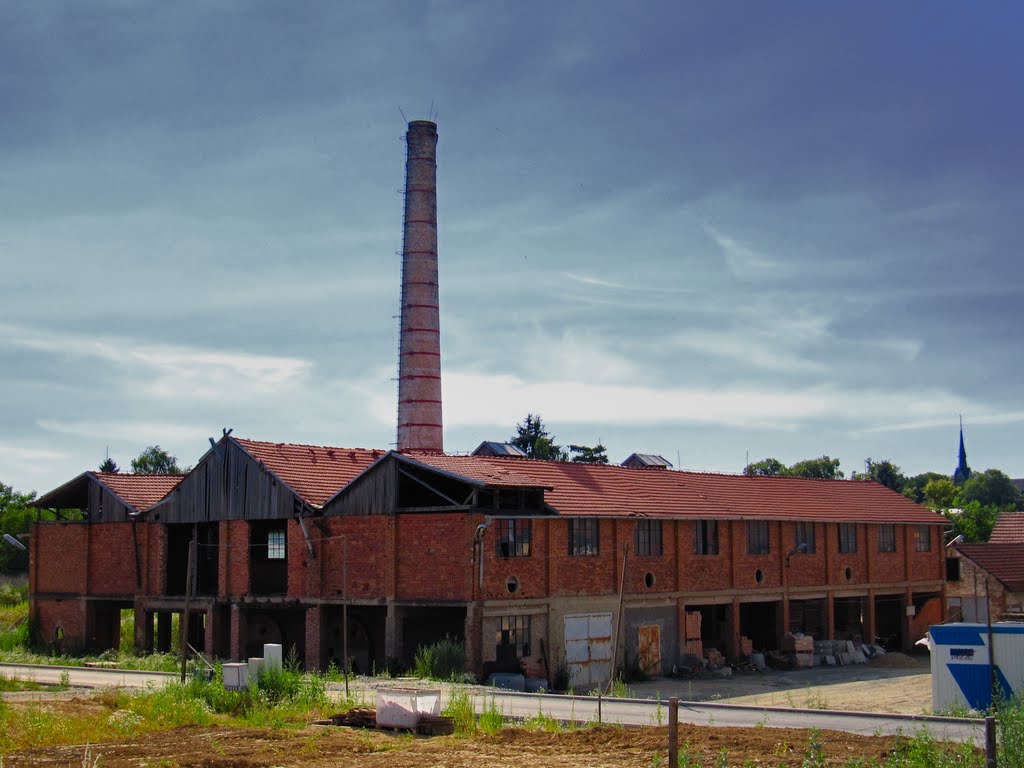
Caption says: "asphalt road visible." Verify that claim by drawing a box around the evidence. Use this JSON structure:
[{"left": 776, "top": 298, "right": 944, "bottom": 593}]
[{"left": 0, "top": 663, "right": 985, "bottom": 745}]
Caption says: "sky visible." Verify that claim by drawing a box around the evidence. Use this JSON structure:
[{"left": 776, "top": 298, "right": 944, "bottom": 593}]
[{"left": 2, "top": 1, "right": 1023, "bottom": 495}]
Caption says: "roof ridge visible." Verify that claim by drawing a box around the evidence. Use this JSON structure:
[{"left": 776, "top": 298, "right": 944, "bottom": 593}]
[{"left": 234, "top": 436, "right": 387, "bottom": 453}]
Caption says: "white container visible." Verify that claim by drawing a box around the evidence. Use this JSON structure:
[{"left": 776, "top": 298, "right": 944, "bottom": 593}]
[
  {"left": 263, "top": 643, "right": 283, "bottom": 672},
  {"left": 248, "top": 657, "right": 264, "bottom": 686},
  {"left": 222, "top": 663, "right": 248, "bottom": 691},
  {"left": 930, "top": 622, "right": 1024, "bottom": 711},
  {"left": 375, "top": 688, "right": 442, "bottom": 729}
]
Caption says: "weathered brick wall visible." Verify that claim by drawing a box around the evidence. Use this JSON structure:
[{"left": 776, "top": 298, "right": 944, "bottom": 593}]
[
  {"left": 548, "top": 518, "right": 617, "bottom": 596},
  {"left": 786, "top": 522, "right": 828, "bottom": 587},
  {"left": 318, "top": 516, "right": 394, "bottom": 600},
  {"left": 680, "top": 520, "right": 732, "bottom": 592},
  {"left": 868, "top": 524, "right": 906, "bottom": 583},
  {"left": 827, "top": 523, "right": 870, "bottom": 586},
  {"left": 908, "top": 525, "right": 942, "bottom": 581},
  {"left": 219, "top": 520, "right": 249, "bottom": 597},
  {"left": 624, "top": 520, "right": 677, "bottom": 594},
  {"left": 731, "top": 520, "right": 782, "bottom": 590},
  {"left": 33, "top": 598, "right": 88, "bottom": 653},
  {"left": 33, "top": 523, "right": 88, "bottom": 594},
  {"left": 87, "top": 523, "right": 137, "bottom": 596},
  {"left": 481, "top": 519, "right": 547, "bottom": 600},
  {"left": 395, "top": 514, "right": 474, "bottom": 601},
  {"left": 144, "top": 523, "right": 167, "bottom": 596}
]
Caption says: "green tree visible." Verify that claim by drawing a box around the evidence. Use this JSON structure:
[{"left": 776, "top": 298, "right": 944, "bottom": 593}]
[
  {"left": 961, "top": 469, "right": 1020, "bottom": 509},
  {"left": 510, "top": 415, "right": 565, "bottom": 461},
  {"left": 860, "top": 459, "right": 905, "bottom": 493},
  {"left": 787, "top": 456, "right": 844, "bottom": 480},
  {"left": 0, "top": 482, "right": 36, "bottom": 574},
  {"left": 568, "top": 443, "right": 609, "bottom": 464},
  {"left": 743, "top": 457, "right": 786, "bottom": 477},
  {"left": 99, "top": 457, "right": 119, "bottom": 473},
  {"left": 902, "top": 472, "right": 948, "bottom": 504},
  {"left": 131, "top": 446, "right": 187, "bottom": 475},
  {"left": 945, "top": 501, "right": 1000, "bottom": 543},
  {"left": 923, "top": 478, "right": 958, "bottom": 510}
]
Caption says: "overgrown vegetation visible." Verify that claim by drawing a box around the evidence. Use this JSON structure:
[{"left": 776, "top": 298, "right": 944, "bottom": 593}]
[{"left": 412, "top": 637, "right": 466, "bottom": 681}]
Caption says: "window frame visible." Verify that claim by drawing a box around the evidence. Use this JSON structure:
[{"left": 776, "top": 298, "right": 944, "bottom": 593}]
[
  {"left": 496, "top": 614, "right": 531, "bottom": 658},
  {"left": 568, "top": 517, "right": 599, "bottom": 556},
  {"left": 495, "top": 518, "right": 532, "bottom": 558},
  {"left": 914, "top": 525, "right": 932, "bottom": 552},
  {"left": 747, "top": 520, "right": 770, "bottom": 555},
  {"left": 634, "top": 519, "right": 663, "bottom": 557},
  {"left": 838, "top": 523, "right": 858, "bottom": 554},
  {"left": 267, "top": 529, "right": 286, "bottom": 560},
  {"left": 877, "top": 523, "right": 896, "bottom": 553},
  {"left": 695, "top": 520, "right": 719, "bottom": 555},
  {"left": 794, "top": 522, "right": 816, "bottom": 554}
]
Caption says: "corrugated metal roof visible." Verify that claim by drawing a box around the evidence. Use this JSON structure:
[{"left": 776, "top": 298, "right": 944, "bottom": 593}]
[
  {"left": 621, "top": 453, "right": 673, "bottom": 468},
  {"left": 956, "top": 543, "right": 1024, "bottom": 592},
  {"left": 471, "top": 441, "right": 528, "bottom": 457},
  {"left": 990, "top": 513, "right": 1024, "bottom": 544},
  {"left": 233, "top": 438, "right": 384, "bottom": 507}
]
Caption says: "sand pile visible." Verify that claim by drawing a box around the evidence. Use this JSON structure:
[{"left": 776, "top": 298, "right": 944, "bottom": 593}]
[{"left": 871, "top": 651, "right": 927, "bottom": 668}]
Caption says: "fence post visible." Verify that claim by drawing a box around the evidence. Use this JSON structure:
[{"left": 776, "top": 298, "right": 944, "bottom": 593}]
[
  {"left": 669, "top": 697, "right": 679, "bottom": 767},
  {"left": 986, "top": 715, "right": 996, "bottom": 768}
]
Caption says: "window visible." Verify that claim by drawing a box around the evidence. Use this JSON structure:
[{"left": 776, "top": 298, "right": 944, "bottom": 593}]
[
  {"left": 795, "top": 522, "right": 816, "bottom": 554},
  {"left": 568, "top": 518, "right": 599, "bottom": 556},
  {"left": 914, "top": 525, "right": 932, "bottom": 552},
  {"left": 946, "top": 557, "right": 961, "bottom": 581},
  {"left": 635, "top": 520, "right": 663, "bottom": 556},
  {"left": 747, "top": 521, "right": 770, "bottom": 555},
  {"left": 267, "top": 529, "right": 286, "bottom": 559},
  {"left": 695, "top": 520, "right": 719, "bottom": 555},
  {"left": 495, "top": 519, "right": 531, "bottom": 558},
  {"left": 496, "top": 615, "right": 531, "bottom": 658},
  {"left": 878, "top": 524, "right": 896, "bottom": 553},
  {"left": 838, "top": 523, "right": 857, "bottom": 554}
]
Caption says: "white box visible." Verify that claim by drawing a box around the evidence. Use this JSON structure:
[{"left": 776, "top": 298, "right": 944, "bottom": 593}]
[
  {"left": 263, "top": 644, "right": 283, "bottom": 672},
  {"left": 222, "top": 663, "right": 248, "bottom": 691},
  {"left": 375, "top": 688, "right": 442, "bottom": 729},
  {"left": 248, "top": 657, "right": 264, "bottom": 686}
]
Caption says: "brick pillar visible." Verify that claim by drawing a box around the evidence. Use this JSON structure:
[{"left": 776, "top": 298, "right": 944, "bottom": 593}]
[
  {"left": 230, "top": 603, "right": 246, "bottom": 661},
  {"left": 727, "top": 598, "right": 741, "bottom": 661},
  {"left": 826, "top": 594, "right": 836, "bottom": 640},
  {"left": 385, "top": 601, "right": 399, "bottom": 660},
  {"left": 902, "top": 588, "right": 913, "bottom": 651},
  {"left": 865, "top": 590, "right": 877, "bottom": 643},
  {"left": 780, "top": 597, "right": 790, "bottom": 639},
  {"left": 305, "top": 605, "right": 324, "bottom": 671},
  {"left": 204, "top": 607, "right": 216, "bottom": 657},
  {"left": 464, "top": 602, "right": 481, "bottom": 674}
]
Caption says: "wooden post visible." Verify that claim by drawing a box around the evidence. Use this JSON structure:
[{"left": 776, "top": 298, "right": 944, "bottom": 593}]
[
  {"left": 986, "top": 578, "right": 997, "bottom": 709},
  {"left": 607, "top": 543, "right": 629, "bottom": 694},
  {"left": 343, "top": 535, "right": 349, "bottom": 699},
  {"left": 985, "top": 715, "right": 996, "bottom": 768},
  {"left": 668, "top": 697, "right": 679, "bottom": 767},
  {"left": 180, "top": 538, "right": 196, "bottom": 683}
]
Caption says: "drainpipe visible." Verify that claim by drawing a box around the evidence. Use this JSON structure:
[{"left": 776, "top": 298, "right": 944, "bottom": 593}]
[{"left": 474, "top": 522, "right": 492, "bottom": 590}]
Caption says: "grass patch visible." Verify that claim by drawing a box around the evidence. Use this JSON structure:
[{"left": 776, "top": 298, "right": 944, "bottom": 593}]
[{"left": 412, "top": 637, "right": 466, "bottom": 681}]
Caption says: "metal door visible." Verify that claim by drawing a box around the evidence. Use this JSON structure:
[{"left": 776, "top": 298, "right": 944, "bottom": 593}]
[{"left": 564, "top": 612, "right": 613, "bottom": 689}]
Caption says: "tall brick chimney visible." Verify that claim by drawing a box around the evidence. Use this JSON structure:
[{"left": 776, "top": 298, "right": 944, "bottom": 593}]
[{"left": 397, "top": 120, "right": 443, "bottom": 454}]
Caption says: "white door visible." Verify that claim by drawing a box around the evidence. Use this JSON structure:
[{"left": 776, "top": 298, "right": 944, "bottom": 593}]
[{"left": 564, "top": 612, "right": 613, "bottom": 689}]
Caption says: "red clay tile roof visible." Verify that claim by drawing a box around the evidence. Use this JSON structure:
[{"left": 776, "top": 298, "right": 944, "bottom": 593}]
[
  {"left": 990, "top": 513, "right": 1024, "bottom": 544},
  {"left": 233, "top": 437, "right": 385, "bottom": 508},
  {"left": 408, "top": 455, "right": 945, "bottom": 523},
  {"left": 955, "top": 543, "right": 1024, "bottom": 592},
  {"left": 94, "top": 472, "right": 184, "bottom": 512}
]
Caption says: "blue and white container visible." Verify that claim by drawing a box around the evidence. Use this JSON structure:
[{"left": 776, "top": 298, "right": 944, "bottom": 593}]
[{"left": 929, "top": 623, "right": 1024, "bottom": 711}]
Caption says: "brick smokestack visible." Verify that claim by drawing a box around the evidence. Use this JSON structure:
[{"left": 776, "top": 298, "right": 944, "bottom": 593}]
[{"left": 397, "top": 120, "right": 443, "bottom": 454}]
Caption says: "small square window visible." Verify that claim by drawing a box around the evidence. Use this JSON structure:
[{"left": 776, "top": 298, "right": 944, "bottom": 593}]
[
  {"left": 569, "top": 518, "right": 599, "bottom": 556},
  {"left": 795, "top": 522, "right": 816, "bottom": 554},
  {"left": 878, "top": 524, "right": 896, "bottom": 553},
  {"left": 747, "top": 521, "right": 770, "bottom": 555},
  {"left": 496, "top": 615, "right": 531, "bottom": 658},
  {"left": 267, "top": 529, "right": 286, "bottom": 559},
  {"left": 496, "top": 519, "right": 531, "bottom": 558},
  {"left": 695, "top": 520, "right": 719, "bottom": 555},
  {"left": 914, "top": 525, "right": 932, "bottom": 552},
  {"left": 838, "top": 523, "right": 857, "bottom": 554}
]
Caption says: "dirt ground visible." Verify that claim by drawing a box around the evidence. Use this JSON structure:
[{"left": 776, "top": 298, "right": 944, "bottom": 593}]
[{"left": 1, "top": 706, "right": 909, "bottom": 768}]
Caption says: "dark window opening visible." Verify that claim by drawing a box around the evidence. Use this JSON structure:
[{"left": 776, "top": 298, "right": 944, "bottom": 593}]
[
  {"left": 878, "top": 524, "right": 896, "bottom": 553},
  {"left": 635, "top": 520, "right": 663, "bottom": 557},
  {"left": 495, "top": 519, "right": 531, "bottom": 558},
  {"left": 946, "top": 557, "right": 961, "bottom": 581},
  {"left": 795, "top": 522, "right": 816, "bottom": 554},
  {"left": 496, "top": 615, "right": 531, "bottom": 661},
  {"left": 747, "top": 521, "right": 770, "bottom": 555},
  {"left": 838, "top": 523, "right": 857, "bottom": 554},
  {"left": 569, "top": 518, "right": 599, "bottom": 556},
  {"left": 695, "top": 520, "right": 719, "bottom": 555},
  {"left": 250, "top": 521, "right": 288, "bottom": 595}
]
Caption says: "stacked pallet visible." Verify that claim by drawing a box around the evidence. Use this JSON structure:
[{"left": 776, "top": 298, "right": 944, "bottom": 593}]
[{"left": 783, "top": 633, "right": 815, "bottom": 667}]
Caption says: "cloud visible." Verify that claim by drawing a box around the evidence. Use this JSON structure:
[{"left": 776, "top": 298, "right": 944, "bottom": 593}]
[
  {"left": 36, "top": 419, "right": 211, "bottom": 445},
  {"left": 702, "top": 223, "right": 783, "bottom": 279}
]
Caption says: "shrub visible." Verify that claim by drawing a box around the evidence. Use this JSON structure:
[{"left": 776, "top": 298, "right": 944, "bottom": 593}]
[{"left": 412, "top": 637, "right": 466, "bottom": 681}]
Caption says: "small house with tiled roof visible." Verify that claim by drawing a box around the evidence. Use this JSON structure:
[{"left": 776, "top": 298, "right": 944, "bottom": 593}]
[{"left": 947, "top": 542, "right": 1024, "bottom": 622}]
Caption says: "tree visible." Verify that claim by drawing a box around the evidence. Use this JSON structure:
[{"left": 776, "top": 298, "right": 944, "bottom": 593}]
[
  {"left": 860, "top": 459, "right": 905, "bottom": 493},
  {"left": 743, "top": 458, "right": 786, "bottom": 477},
  {"left": 510, "top": 415, "right": 565, "bottom": 461},
  {"left": 131, "top": 446, "right": 187, "bottom": 475},
  {"left": 0, "top": 482, "right": 36, "bottom": 574},
  {"left": 99, "top": 457, "right": 119, "bottom": 473},
  {"left": 945, "top": 501, "right": 1000, "bottom": 543},
  {"left": 787, "top": 456, "right": 844, "bottom": 480},
  {"left": 961, "top": 469, "right": 1020, "bottom": 509},
  {"left": 923, "top": 478, "right": 958, "bottom": 510},
  {"left": 902, "top": 472, "right": 948, "bottom": 504},
  {"left": 568, "top": 443, "right": 609, "bottom": 464}
]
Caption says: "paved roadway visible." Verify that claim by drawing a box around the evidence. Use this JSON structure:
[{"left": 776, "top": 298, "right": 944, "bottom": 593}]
[{"left": 0, "top": 663, "right": 984, "bottom": 745}]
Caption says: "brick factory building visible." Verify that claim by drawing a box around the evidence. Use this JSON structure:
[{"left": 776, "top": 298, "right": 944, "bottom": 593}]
[{"left": 28, "top": 121, "right": 947, "bottom": 684}]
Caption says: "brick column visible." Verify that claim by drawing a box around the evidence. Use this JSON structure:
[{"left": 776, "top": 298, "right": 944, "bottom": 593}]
[
  {"left": 230, "top": 603, "right": 246, "bottom": 661},
  {"left": 727, "top": 598, "right": 741, "bottom": 661},
  {"left": 865, "top": 590, "right": 876, "bottom": 643},
  {"left": 826, "top": 594, "right": 835, "bottom": 640},
  {"left": 305, "top": 605, "right": 324, "bottom": 671},
  {"left": 204, "top": 607, "right": 217, "bottom": 657}
]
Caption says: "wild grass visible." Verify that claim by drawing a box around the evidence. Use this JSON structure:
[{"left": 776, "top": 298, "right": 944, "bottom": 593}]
[
  {"left": 441, "top": 687, "right": 476, "bottom": 736},
  {"left": 412, "top": 637, "right": 466, "bottom": 681}
]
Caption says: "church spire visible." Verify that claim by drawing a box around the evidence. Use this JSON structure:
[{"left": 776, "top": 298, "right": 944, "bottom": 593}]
[{"left": 953, "top": 415, "right": 972, "bottom": 485}]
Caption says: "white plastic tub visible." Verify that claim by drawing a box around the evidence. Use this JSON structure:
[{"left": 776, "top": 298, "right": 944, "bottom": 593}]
[{"left": 375, "top": 688, "right": 442, "bottom": 729}]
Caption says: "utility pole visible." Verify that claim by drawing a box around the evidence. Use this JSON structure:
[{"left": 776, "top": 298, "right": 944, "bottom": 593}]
[
  {"left": 343, "top": 535, "right": 349, "bottom": 699},
  {"left": 180, "top": 537, "right": 196, "bottom": 683}
]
